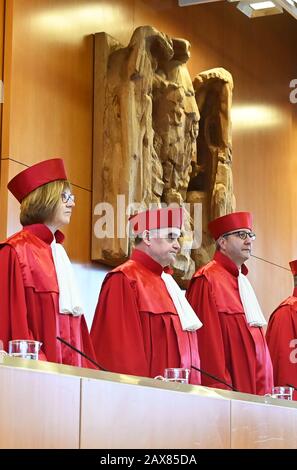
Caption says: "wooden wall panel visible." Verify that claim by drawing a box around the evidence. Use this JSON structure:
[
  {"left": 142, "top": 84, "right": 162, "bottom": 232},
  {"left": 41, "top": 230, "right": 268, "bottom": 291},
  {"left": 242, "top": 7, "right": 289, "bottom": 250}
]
[
  {"left": 0, "top": 366, "right": 80, "bottom": 449},
  {"left": 0, "top": 0, "right": 5, "bottom": 162},
  {"left": 0, "top": 0, "right": 297, "bottom": 322},
  {"left": 248, "top": 256, "right": 292, "bottom": 321},
  {"left": 6, "top": 2, "right": 97, "bottom": 188},
  {"left": 0, "top": 158, "right": 23, "bottom": 239},
  {"left": 81, "top": 378, "right": 230, "bottom": 449},
  {"left": 62, "top": 184, "right": 91, "bottom": 261},
  {"left": 0, "top": 0, "right": 135, "bottom": 235},
  {"left": 231, "top": 400, "right": 297, "bottom": 449}
]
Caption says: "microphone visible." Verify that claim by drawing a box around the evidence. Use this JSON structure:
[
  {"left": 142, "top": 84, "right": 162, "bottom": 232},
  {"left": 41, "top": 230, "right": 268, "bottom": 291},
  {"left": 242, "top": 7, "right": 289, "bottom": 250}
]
[
  {"left": 191, "top": 364, "right": 237, "bottom": 392},
  {"left": 56, "top": 336, "right": 108, "bottom": 372},
  {"left": 286, "top": 383, "right": 297, "bottom": 391},
  {"left": 56, "top": 337, "right": 237, "bottom": 390}
]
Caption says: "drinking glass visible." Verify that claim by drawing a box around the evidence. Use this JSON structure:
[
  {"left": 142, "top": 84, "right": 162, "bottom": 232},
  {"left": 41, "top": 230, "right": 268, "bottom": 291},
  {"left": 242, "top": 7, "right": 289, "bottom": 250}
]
[
  {"left": 271, "top": 386, "right": 293, "bottom": 400},
  {"left": 154, "top": 367, "right": 190, "bottom": 384},
  {"left": 8, "top": 339, "right": 42, "bottom": 360}
]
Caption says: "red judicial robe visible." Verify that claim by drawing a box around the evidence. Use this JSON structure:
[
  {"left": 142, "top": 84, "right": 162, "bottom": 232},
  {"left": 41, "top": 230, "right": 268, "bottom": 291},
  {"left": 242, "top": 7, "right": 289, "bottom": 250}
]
[
  {"left": 266, "top": 290, "right": 297, "bottom": 398},
  {"left": 91, "top": 249, "right": 201, "bottom": 384},
  {"left": 0, "top": 224, "right": 96, "bottom": 368},
  {"left": 186, "top": 251, "right": 273, "bottom": 395}
]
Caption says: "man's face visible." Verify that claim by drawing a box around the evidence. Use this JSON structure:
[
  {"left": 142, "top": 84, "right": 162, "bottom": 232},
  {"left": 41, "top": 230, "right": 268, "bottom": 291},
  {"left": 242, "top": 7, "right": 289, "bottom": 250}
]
[
  {"left": 218, "top": 229, "right": 255, "bottom": 267},
  {"left": 147, "top": 230, "right": 180, "bottom": 267}
]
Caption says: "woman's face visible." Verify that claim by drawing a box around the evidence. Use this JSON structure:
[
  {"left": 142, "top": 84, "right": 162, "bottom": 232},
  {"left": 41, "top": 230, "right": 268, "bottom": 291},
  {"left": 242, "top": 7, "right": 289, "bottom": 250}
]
[{"left": 48, "top": 190, "right": 75, "bottom": 230}]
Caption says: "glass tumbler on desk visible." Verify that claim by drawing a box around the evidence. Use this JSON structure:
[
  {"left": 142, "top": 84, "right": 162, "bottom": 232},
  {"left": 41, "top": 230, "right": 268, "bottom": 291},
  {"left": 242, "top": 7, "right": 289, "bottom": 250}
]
[{"left": 8, "top": 339, "right": 42, "bottom": 360}]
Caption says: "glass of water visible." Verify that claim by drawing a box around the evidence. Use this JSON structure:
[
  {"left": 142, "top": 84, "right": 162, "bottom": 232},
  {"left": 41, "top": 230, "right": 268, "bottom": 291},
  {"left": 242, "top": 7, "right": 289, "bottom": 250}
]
[
  {"left": 154, "top": 367, "right": 190, "bottom": 384},
  {"left": 271, "top": 386, "right": 293, "bottom": 400},
  {"left": 8, "top": 339, "right": 42, "bottom": 360}
]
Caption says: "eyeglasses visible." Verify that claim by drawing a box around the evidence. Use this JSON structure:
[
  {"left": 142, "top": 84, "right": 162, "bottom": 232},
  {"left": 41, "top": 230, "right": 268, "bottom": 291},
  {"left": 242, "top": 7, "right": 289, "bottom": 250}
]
[
  {"left": 61, "top": 192, "right": 75, "bottom": 204},
  {"left": 224, "top": 230, "right": 256, "bottom": 241}
]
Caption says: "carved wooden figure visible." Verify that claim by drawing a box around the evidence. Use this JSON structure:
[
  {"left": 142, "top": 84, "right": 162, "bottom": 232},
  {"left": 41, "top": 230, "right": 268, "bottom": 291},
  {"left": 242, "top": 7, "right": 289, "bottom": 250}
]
[
  {"left": 189, "top": 67, "right": 236, "bottom": 268},
  {"left": 92, "top": 27, "right": 235, "bottom": 281}
]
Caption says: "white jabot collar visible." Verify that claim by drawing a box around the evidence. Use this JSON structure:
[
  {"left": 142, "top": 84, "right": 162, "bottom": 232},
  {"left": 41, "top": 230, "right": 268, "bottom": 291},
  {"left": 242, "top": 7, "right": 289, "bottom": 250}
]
[
  {"left": 238, "top": 269, "right": 267, "bottom": 327},
  {"left": 51, "top": 239, "right": 84, "bottom": 316},
  {"left": 161, "top": 272, "right": 202, "bottom": 331}
]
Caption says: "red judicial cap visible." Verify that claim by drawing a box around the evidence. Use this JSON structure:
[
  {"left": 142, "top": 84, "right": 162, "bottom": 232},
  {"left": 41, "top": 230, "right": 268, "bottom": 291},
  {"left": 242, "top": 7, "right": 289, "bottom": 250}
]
[
  {"left": 208, "top": 211, "right": 252, "bottom": 240},
  {"left": 129, "top": 207, "right": 183, "bottom": 235},
  {"left": 289, "top": 260, "right": 297, "bottom": 276},
  {"left": 8, "top": 158, "right": 67, "bottom": 202}
]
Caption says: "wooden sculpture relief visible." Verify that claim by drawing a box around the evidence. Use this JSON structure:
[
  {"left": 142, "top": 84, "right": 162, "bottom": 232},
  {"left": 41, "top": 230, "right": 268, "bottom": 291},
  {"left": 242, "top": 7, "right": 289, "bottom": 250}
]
[
  {"left": 92, "top": 26, "right": 235, "bottom": 280},
  {"left": 188, "top": 68, "right": 236, "bottom": 269}
]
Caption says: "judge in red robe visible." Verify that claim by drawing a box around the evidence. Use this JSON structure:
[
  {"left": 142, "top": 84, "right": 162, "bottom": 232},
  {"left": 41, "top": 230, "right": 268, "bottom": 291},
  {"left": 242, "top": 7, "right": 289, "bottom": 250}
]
[
  {"left": 0, "top": 158, "right": 96, "bottom": 367},
  {"left": 186, "top": 212, "right": 273, "bottom": 395},
  {"left": 91, "top": 207, "right": 202, "bottom": 383},
  {"left": 266, "top": 259, "right": 297, "bottom": 398}
]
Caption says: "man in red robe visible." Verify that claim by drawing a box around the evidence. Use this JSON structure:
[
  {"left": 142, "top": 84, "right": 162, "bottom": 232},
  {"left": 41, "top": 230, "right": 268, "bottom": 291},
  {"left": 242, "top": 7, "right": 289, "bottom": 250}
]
[
  {"left": 0, "top": 158, "right": 96, "bottom": 368},
  {"left": 266, "top": 260, "right": 297, "bottom": 398},
  {"left": 91, "top": 207, "right": 202, "bottom": 383},
  {"left": 186, "top": 212, "right": 273, "bottom": 395}
]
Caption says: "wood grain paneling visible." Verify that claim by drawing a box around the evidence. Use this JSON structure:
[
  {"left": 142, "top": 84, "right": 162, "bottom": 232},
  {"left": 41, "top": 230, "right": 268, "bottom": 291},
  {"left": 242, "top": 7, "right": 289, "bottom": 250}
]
[
  {"left": 232, "top": 399, "right": 297, "bottom": 449},
  {"left": 0, "top": 0, "right": 5, "bottom": 161},
  {"left": 0, "top": 0, "right": 297, "bottom": 322},
  {"left": 62, "top": 183, "right": 92, "bottom": 260},
  {"left": 0, "top": 158, "right": 24, "bottom": 239},
  {"left": 248, "top": 255, "right": 292, "bottom": 322},
  {"left": 2, "top": 359, "right": 297, "bottom": 450},
  {"left": 81, "top": 378, "right": 230, "bottom": 449},
  {"left": 0, "top": 366, "right": 80, "bottom": 449}
]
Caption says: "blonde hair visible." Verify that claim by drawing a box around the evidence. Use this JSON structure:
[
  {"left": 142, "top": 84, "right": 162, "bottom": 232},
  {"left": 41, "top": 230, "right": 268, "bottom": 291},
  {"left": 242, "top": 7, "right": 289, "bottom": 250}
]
[{"left": 20, "top": 180, "right": 70, "bottom": 226}]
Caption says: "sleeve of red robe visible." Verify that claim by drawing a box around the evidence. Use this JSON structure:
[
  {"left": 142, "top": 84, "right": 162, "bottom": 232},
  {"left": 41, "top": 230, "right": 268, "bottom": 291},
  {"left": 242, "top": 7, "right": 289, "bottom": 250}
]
[
  {"left": 186, "top": 275, "right": 233, "bottom": 389},
  {"left": 91, "top": 272, "right": 149, "bottom": 377},
  {"left": 0, "top": 245, "right": 47, "bottom": 360},
  {"left": 266, "top": 305, "right": 297, "bottom": 388}
]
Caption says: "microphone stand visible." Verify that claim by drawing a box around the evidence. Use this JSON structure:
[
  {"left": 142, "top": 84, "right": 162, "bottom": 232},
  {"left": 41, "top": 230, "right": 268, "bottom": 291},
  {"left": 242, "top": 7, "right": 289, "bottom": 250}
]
[
  {"left": 191, "top": 364, "right": 237, "bottom": 392},
  {"left": 56, "top": 337, "right": 237, "bottom": 391},
  {"left": 56, "top": 336, "right": 108, "bottom": 371}
]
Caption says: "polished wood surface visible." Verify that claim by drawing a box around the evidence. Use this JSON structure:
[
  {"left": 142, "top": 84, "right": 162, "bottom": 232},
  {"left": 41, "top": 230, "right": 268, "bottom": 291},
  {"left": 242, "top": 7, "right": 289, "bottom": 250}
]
[
  {"left": 0, "top": 158, "right": 23, "bottom": 239},
  {"left": 247, "top": 255, "right": 292, "bottom": 324},
  {"left": 1, "top": 358, "right": 297, "bottom": 449},
  {"left": 0, "top": 0, "right": 5, "bottom": 163},
  {"left": 232, "top": 399, "right": 297, "bottom": 449},
  {"left": 0, "top": 364, "right": 80, "bottom": 449},
  {"left": 80, "top": 379, "right": 230, "bottom": 449},
  {"left": 62, "top": 184, "right": 91, "bottom": 260}
]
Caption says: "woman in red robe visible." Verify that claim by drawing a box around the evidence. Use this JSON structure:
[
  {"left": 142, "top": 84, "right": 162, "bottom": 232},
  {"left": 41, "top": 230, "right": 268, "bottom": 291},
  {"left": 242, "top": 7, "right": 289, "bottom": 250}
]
[{"left": 0, "top": 158, "right": 96, "bottom": 367}]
